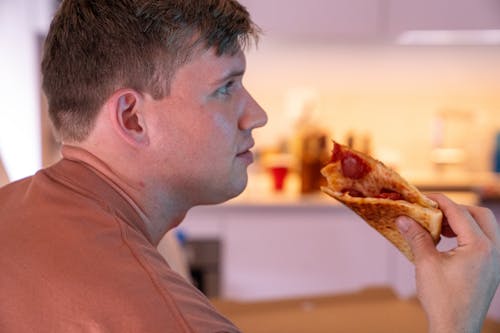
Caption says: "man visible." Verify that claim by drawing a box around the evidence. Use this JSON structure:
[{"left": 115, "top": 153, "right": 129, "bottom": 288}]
[{"left": 0, "top": 0, "right": 498, "bottom": 332}]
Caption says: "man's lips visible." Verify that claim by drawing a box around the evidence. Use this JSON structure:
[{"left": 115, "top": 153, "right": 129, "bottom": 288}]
[
  {"left": 236, "top": 140, "right": 255, "bottom": 164},
  {"left": 237, "top": 148, "right": 253, "bottom": 156},
  {"left": 236, "top": 150, "right": 254, "bottom": 164},
  {"left": 237, "top": 139, "right": 255, "bottom": 156}
]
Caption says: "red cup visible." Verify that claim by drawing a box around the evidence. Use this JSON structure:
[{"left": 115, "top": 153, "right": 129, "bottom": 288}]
[{"left": 269, "top": 166, "right": 289, "bottom": 191}]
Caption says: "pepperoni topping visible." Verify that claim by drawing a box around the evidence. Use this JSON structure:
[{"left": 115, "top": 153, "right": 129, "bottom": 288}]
[
  {"left": 331, "top": 142, "right": 402, "bottom": 201},
  {"left": 375, "top": 189, "right": 403, "bottom": 200},
  {"left": 330, "top": 142, "right": 371, "bottom": 179},
  {"left": 341, "top": 153, "right": 370, "bottom": 179},
  {"left": 341, "top": 189, "right": 365, "bottom": 197},
  {"left": 342, "top": 188, "right": 402, "bottom": 200}
]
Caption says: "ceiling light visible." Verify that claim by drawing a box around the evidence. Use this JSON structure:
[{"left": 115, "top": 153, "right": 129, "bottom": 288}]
[{"left": 396, "top": 30, "right": 500, "bottom": 46}]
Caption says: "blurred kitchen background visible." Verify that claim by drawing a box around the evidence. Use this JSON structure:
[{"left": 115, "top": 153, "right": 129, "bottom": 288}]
[{"left": 2, "top": 0, "right": 500, "bottom": 330}]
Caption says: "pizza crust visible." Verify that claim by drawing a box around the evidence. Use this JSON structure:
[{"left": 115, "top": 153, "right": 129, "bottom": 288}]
[{"left": 321, "top": 187, "right": 442, "bottom": 262}]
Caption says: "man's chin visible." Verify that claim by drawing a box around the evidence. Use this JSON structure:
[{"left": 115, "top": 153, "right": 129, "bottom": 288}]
[{"left": 202, "top": 175, "right": 248, "bottom": 206}]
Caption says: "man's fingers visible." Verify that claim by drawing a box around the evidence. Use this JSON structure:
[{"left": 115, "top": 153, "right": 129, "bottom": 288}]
[
  {"left": 466, "top": 205, "right": 500, "bottom": 244},
  {"left": 397, "top": 216, "right": 438, "bottom": 262},
  {"left": 425, "top": 193, "right": 484, "bottom": 244}
]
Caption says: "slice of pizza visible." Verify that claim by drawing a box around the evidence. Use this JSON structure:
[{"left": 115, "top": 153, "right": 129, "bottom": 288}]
[{"left": 320, "top": 141, "right": 443, "bottom": 262}]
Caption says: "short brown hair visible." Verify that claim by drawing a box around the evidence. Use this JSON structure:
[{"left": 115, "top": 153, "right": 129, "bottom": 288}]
[{"left": 42, "top": 0, "right": 260, "bottom": 142}]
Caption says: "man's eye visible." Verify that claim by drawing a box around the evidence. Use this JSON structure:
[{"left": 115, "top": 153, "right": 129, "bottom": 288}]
[{"left": 215, "top": 81, "right": 234, "bottom": 96}]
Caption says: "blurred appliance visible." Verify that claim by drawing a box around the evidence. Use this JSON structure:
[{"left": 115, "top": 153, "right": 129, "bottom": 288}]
[
  {"left": 494, "top": 131, "right": 500, "bottom": 173},
  {"left": 430, "top": 108, "right": 475, "bottom": 172}
]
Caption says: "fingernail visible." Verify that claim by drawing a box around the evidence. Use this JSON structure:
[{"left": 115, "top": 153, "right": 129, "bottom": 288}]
[{"left": 396, "top": 216, "right": 411, "bottom": 233}]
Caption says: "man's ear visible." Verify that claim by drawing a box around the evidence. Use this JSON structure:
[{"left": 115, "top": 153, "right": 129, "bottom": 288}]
[{"left": 108, "top": 90, "right": 149, "bottom": 147}]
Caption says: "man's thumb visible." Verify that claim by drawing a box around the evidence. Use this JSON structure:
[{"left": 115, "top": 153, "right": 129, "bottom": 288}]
[{"left": 396, "top": 216, "right": 437, "bottom": 262}]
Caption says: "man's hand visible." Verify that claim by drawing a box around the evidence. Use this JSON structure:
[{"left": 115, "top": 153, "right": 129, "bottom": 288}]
[{"left": 396, "top": 193, "right": 500, "bottom": 333}]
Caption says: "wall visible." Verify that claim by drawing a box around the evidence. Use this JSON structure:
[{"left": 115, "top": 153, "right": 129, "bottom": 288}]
[
  {"left": 0, "top": 0, "right": 53, "bottom": 181},
  {"left": 2, "top": 1, "right": 500, "bottom": 181},
  {"left": 244, "top": 39, "right": 500, "bottom": 175}
]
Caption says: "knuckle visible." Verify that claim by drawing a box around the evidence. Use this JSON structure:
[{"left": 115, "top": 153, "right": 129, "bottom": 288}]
[{"left": 409, "top": 229, "right": 430, "bottom": 248}]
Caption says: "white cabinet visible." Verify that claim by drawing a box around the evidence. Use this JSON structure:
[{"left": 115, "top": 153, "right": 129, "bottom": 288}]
[{"left": 179, "top": 203, "right": 412, "bottom": 300}]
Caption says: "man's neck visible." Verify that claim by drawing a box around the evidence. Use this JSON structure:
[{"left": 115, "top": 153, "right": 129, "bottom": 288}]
[{"left": 60, "top": 144, "right": 189, "bottom": 245}]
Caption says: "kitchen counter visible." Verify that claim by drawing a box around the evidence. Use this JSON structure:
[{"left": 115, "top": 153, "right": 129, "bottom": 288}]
[
  {"left": 225, "top": 171, "right": 485, "bottom": 207},
  {"left": 402, "top": 170, "right": 500, "bottom": 192}
]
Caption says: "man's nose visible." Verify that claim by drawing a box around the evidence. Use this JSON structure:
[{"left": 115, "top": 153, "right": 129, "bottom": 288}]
[{"left": 239, "top": 90, "right": 268, "bottom": 131}]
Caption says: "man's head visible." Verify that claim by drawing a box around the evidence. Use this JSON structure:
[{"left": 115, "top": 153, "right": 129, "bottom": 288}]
[{"left": 41, "top": 0, "right": 260, "bottom": 142}]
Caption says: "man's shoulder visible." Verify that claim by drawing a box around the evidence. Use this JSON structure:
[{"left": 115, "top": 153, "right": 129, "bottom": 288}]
[
  {"left": 0, "top": 173, "right": 36, "bottom": 208},
  {"left": 0, "top": 164, "right": 117, "bottom": 229},
  {"left": 0, "top": 173, "right": 34, "bottom": 191}
]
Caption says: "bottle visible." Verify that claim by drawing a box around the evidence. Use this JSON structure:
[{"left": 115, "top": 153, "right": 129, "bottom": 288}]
[{"left": 300, "top": 131, "right": 329, "bottom": 194}]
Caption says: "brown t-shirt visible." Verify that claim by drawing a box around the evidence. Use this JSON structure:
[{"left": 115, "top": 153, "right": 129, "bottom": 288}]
[{"left": 0, "top": 147, "right": 239, "bottom": 332}]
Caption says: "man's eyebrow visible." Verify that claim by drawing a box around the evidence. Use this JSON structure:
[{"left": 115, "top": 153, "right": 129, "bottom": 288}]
[{"left": 212, "top": 69, "right": 245, "bottom": 85}]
